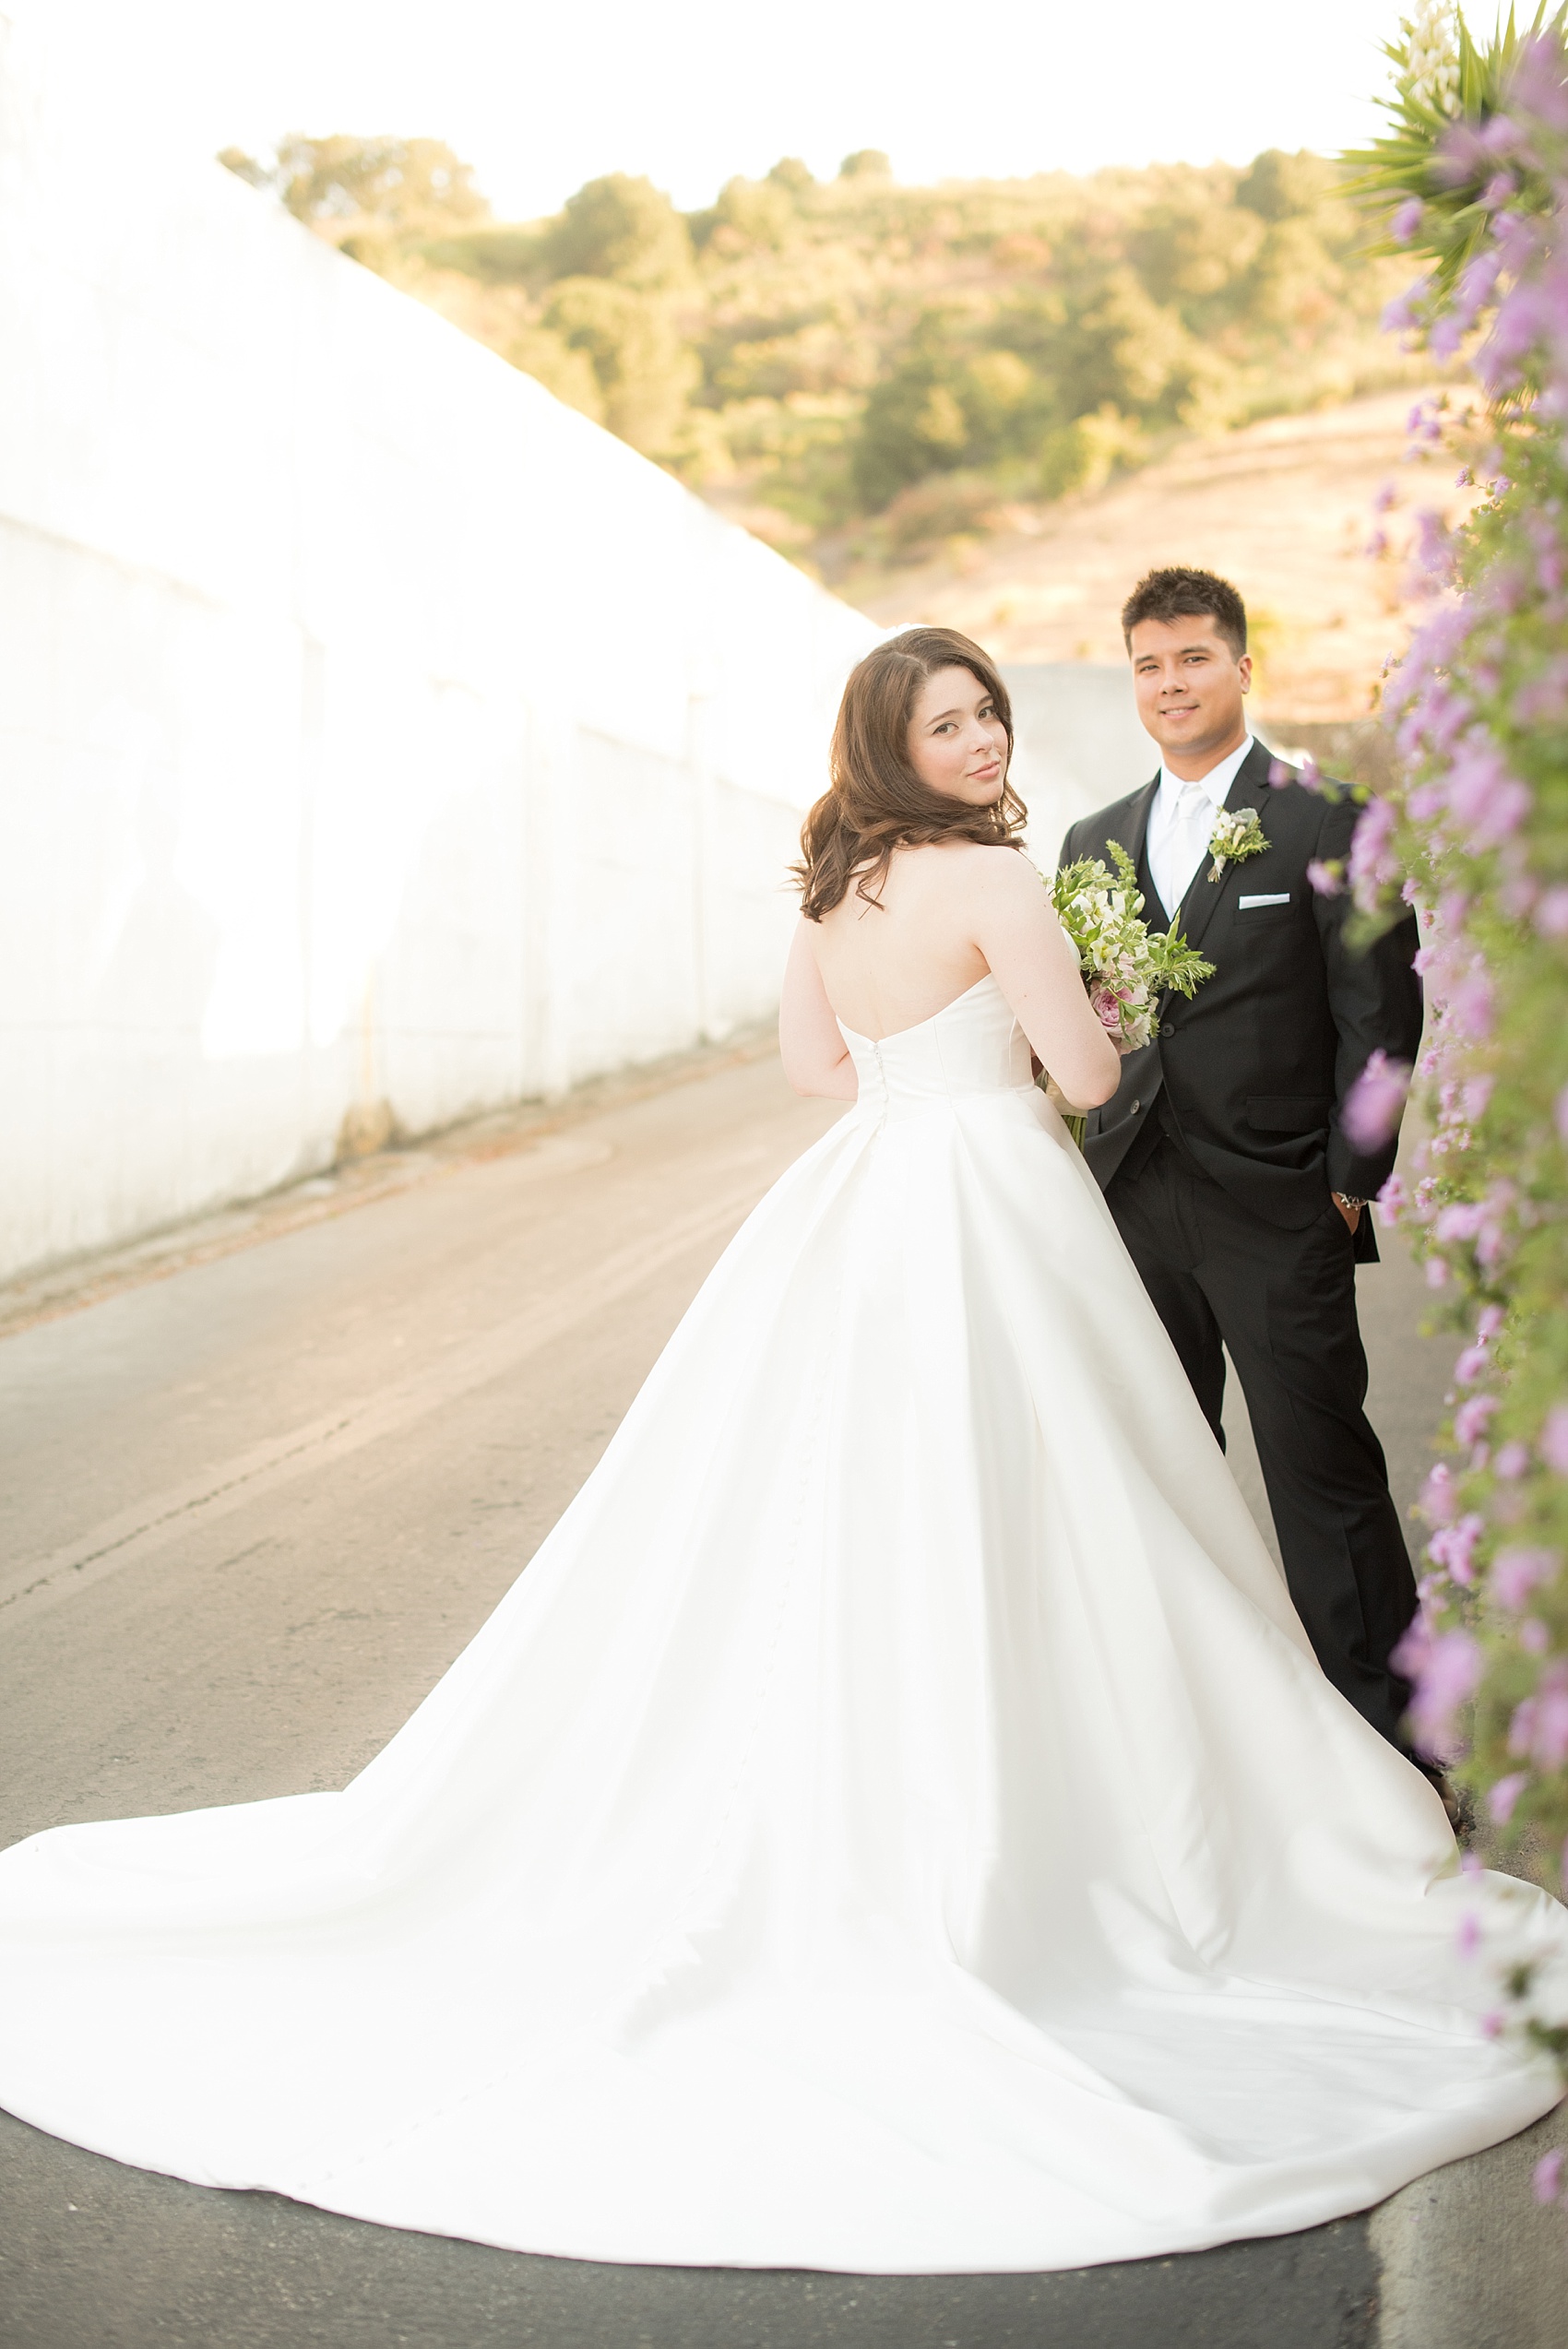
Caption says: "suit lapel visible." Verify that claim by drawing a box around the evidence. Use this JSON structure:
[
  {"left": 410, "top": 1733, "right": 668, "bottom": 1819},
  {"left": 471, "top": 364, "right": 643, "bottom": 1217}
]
[
  {"left": 1102, "top": 775, "right": 1163, "bottom": 919},
  {"left": 1172, "top": 738, "right": 1274, "bottom": 955},
  {"left": 1135, "top": 832, "right": 1170, "bottom": 931}
]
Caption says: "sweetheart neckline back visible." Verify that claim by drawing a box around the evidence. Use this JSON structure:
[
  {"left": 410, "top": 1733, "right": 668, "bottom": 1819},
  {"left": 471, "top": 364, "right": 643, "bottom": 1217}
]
[{"left": 834, "top": 971, "right": 1003, "bottom": 1047}]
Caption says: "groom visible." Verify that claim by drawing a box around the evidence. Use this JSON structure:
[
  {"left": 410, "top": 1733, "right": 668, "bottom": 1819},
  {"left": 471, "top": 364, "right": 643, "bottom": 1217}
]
[{"left": 1060, "top": 566, "right": 1425, "bottom": 1762}]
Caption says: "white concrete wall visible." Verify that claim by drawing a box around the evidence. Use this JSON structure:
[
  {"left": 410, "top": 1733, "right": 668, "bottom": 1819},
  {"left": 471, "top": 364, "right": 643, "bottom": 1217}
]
[
  {"left": 1002, "top": 664, "right": 1158, "bottom": 859},
  {"left": 0, "top": 6, "right": 876, "bottom": 1285}
]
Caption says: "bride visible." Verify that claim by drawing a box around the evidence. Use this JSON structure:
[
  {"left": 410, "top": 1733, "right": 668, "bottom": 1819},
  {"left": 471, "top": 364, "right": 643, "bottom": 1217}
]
[{"left": 0, "top": 626, "right": 1563, "bottom": 2274}]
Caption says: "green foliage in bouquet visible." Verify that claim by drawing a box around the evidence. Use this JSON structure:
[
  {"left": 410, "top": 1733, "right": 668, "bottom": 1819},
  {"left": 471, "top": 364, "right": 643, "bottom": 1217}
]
[{"left": 1046, "top": 844, "right": 1214, "bottom": 1143}]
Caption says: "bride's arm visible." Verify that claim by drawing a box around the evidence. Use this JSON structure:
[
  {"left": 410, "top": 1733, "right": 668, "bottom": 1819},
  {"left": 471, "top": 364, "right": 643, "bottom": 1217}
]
[
  {"left": 969, "top": 850, "right": 1121, "bottom": 1109},
  {"left": 779, "top": 922, "right": 859, "bottom": 1099}
]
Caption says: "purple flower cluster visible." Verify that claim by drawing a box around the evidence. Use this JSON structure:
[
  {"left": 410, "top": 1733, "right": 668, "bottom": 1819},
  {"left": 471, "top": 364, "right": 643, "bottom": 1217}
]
[
  {"left": 1492, "top": 1547, "right": 1558, "bottom": 1609},
  {"left": 1348, "top": 796, "right": 1402, "bottom": 912},
  {"left": 1342, "top": 1050, "right": 1413, "bottom": 1151},
  {"left": 1509, "top": 1665, "right": 1568, "bottom": 1772},
  {"left": 1393, "top": 1614, "right": 1482, "bottom": 1760},
  {"left": 1367, "top": 36, "right": 1568, "bottom": 1892}
]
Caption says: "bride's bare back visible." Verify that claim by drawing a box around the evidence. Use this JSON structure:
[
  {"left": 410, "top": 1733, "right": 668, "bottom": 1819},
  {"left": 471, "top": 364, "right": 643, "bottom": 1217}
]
[
  {"left": 811, "top": 841, "right": 993, "bottom": 1038},
  {"left": 781, "top": 839, "right": 1120, "bottom": 1109}
]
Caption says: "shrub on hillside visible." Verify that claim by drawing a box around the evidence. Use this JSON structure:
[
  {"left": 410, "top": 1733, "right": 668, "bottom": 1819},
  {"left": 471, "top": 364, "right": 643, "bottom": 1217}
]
[{"left": 874, "top": 474, "right": 1008, "bottom": 561}]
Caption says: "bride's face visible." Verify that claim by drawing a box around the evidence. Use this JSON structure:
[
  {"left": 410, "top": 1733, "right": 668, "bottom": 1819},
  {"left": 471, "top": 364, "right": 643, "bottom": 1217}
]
[{"left": 906, "top": 666, "right": 1009, "bottom": 804}]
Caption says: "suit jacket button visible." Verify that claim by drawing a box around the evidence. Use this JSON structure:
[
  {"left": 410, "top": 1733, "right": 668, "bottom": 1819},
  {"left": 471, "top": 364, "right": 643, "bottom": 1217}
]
[
  {"left": 1131, "top": 1098, "right": 1141, "bottom": 1114},
  {"left": 1160, "top": 1021, "right": 1174, "bottom": 1038}
]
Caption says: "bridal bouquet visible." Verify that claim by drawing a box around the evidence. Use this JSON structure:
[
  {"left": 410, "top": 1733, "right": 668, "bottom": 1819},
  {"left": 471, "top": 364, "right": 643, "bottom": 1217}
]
[{"left": 1046, "top": 843, "right": 1214, "bottom": 1139}]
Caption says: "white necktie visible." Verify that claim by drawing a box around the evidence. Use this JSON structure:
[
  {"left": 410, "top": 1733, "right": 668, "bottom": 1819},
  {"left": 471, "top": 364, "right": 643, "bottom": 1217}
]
[{"left": 1154, "top": 782, "right": 1214, "bottom": 921}]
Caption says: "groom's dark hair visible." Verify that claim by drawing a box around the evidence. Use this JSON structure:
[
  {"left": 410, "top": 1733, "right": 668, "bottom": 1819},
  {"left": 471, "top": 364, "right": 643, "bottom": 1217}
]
[{"left": 1121, "top": 567, "right": 1247, "bottom": 658}]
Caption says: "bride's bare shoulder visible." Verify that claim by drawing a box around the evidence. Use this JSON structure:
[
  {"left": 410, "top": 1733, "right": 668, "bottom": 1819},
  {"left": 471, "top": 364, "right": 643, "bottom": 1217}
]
[
  {"left": 889, "top": 842, "right": 1044, "bottom": 924},
  {"left": 938, "top": 842, "right": 1043, "bottom": 899},
  {"left": 901, "top": 840, "right": 1034, "bottom": 874}
]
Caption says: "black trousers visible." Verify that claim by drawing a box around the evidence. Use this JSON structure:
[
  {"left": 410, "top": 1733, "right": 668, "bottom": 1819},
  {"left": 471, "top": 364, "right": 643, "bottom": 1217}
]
[{"left": 1108, "top": 1136, "right": 1419, "bottom": 1752}]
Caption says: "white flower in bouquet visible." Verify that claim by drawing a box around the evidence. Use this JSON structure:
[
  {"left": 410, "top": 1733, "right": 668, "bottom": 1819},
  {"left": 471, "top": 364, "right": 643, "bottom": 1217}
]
[{"left": 1045, "top": 843, "right": 1215, "bottom": 1143}]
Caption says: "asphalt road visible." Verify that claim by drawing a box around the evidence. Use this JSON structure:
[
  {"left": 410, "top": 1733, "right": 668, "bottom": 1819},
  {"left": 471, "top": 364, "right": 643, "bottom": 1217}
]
[{"left": 0, "top": 1050, "right": 1457, "bottom": 2349}]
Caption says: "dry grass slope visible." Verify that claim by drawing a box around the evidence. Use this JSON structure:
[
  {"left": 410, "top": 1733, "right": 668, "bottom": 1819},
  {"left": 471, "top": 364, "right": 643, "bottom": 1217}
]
[{"left": 849, "top": 389, "right": 1481, "bottom": 724}]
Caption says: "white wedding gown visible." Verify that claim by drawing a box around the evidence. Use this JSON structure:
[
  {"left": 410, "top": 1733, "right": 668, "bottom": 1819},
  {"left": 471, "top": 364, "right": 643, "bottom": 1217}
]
[{"left": 0, "top": 974, "right": 1563, "bottom": 2273}]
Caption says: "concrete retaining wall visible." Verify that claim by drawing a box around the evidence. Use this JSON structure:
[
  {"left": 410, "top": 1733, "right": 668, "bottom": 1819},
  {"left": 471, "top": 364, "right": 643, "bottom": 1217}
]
[
  {"left": 1002, "top": 661, "right": 1157, "bottom": 858},
  {"left": 0, "top": 5, "right": 875, "bottom": 1285}
]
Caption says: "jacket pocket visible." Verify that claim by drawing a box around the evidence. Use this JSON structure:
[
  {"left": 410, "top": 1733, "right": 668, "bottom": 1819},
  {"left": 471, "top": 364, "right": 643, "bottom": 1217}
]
[{"left": 1245, "top": 1094, "right": 1330, "bottom": 1133}]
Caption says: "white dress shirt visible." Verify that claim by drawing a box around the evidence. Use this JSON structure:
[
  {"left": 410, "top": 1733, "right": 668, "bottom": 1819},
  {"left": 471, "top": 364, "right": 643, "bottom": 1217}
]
[{"left": 1144, "top": 735, "right": 1254, "bottom": 922}]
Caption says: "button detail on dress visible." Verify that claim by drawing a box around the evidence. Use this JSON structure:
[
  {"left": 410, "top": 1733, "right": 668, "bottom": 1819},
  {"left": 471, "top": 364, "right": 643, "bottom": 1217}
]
[{"left": 1131, "top": 1098, "right": 1141, "bottom": 1115}]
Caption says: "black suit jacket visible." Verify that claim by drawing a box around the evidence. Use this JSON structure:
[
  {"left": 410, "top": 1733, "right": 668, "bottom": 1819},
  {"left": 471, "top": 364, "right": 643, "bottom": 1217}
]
[{"left": 1058, "top": 740, "right": 1422, "bottom": 1264}]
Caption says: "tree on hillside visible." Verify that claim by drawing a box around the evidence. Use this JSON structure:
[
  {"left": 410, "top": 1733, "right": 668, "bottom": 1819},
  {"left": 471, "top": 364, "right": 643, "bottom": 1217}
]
[
  {"left": 851, "top": 321, "right": 1055, "bottom": 508},
  {"left": 1235, "top": 148, "right": 1340, "bottom": 222},
  {"left": 220, "top": 135, "right": 488, "bottom": 263},
  {"left": 767, "top": 157, "right": 815, "bottom": 194},
  {"left": 543, "top": 174, "right": 694, "bottom": 291},
  {"left": 700, "top": 175, "right": 802, "bottom": 256},
  {"left": 543, "top": 277, "right": 698, "bottom": 453},
  {"left": 520, "top": 176, "right": 699, "bottom": 452}
]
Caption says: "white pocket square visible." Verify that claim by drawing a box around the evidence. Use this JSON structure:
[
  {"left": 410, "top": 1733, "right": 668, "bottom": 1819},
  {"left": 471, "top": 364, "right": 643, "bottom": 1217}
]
[{"left": 1238, "top": 893, "right": 1290, "bottom": 908}]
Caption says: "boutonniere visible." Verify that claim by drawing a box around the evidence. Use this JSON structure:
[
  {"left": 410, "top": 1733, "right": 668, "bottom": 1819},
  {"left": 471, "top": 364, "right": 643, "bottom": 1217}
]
[{"left": 1206, "top": 806, "right": 1268, "bottom": 884}]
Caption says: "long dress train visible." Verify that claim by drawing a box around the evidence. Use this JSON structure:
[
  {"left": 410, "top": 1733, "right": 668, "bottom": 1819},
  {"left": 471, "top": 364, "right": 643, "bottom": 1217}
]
[{"left": 0, "top": 974, "right": 1562, "bottom": 2272}]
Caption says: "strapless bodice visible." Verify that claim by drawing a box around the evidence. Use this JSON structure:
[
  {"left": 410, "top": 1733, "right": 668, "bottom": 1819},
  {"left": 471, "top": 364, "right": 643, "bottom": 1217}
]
[{"left": 837, "top": 973, "right": 1034, "bottom": 1119}]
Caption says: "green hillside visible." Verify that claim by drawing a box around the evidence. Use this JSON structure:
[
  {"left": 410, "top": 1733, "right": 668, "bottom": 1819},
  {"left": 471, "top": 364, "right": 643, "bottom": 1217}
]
[{"left": 222, "top": 136, "right": 1423, "bottom": 574}]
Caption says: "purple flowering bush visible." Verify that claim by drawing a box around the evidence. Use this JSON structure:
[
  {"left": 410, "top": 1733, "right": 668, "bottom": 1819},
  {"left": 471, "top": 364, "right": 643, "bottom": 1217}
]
[{"left": 1341, "top": 15, "right": 1568, "bottom": 2086}]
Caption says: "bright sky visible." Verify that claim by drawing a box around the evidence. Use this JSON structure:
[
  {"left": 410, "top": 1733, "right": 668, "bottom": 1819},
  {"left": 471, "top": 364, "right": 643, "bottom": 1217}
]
[{"left": 101, "top": 0, "right": 1406, "bottom": 219}]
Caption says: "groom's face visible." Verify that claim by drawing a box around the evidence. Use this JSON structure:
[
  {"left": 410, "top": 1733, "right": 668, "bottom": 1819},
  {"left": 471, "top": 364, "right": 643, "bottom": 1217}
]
[{"left": 1128, "top": 614, "right": 1252, "bottom": 768}]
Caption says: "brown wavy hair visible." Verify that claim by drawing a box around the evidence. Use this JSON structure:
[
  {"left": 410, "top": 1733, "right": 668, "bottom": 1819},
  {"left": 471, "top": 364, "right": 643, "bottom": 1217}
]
[{"left": 794, "top": 627, "right": 1028, "bottom": 921}]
